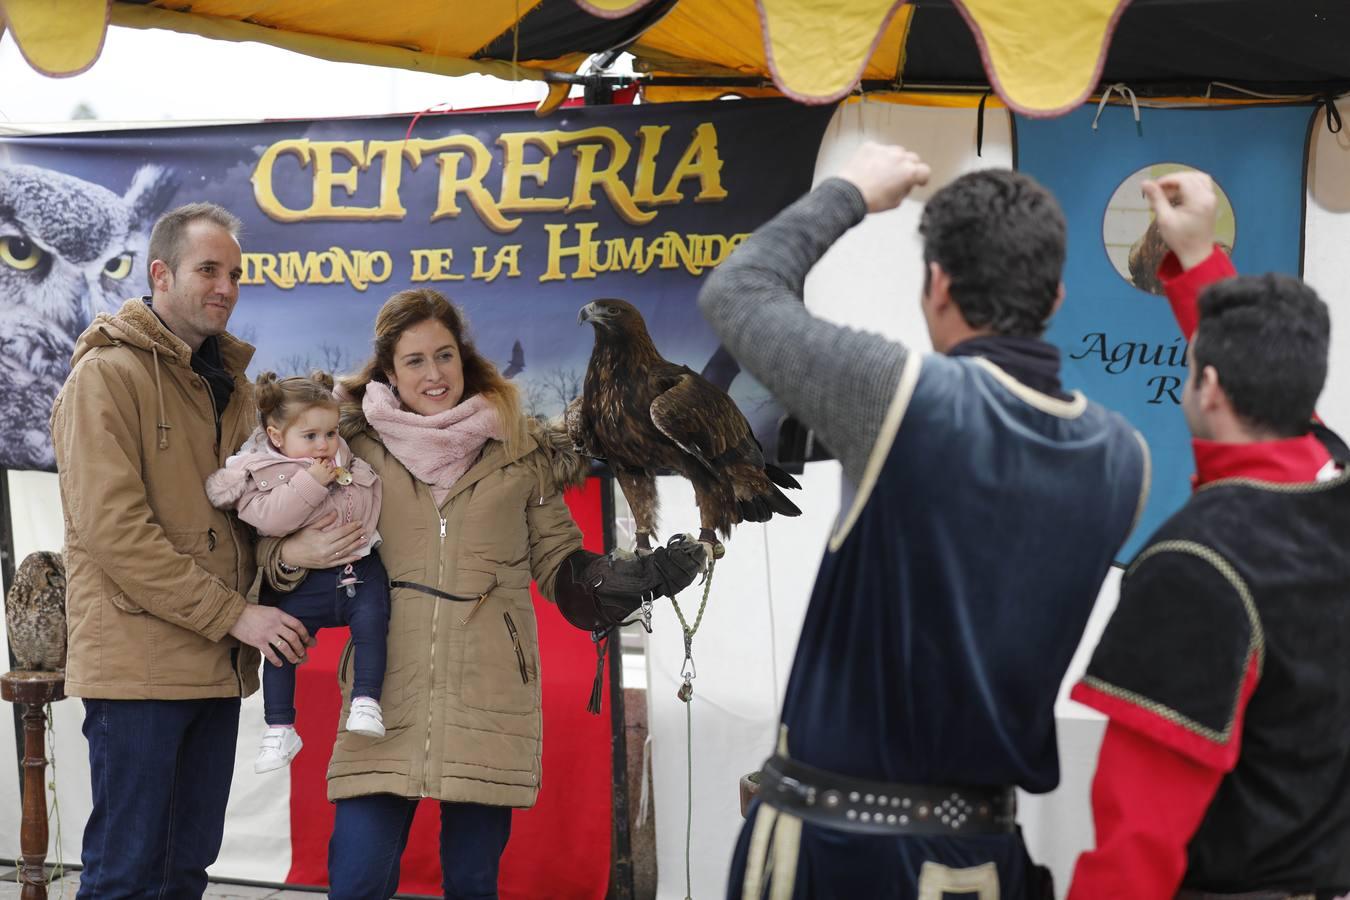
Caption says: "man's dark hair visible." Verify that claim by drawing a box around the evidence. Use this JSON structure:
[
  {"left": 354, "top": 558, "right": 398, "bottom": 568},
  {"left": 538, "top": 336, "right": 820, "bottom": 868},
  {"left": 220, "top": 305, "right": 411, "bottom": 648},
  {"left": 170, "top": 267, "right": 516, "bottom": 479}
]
[
  {"left": 1195, "top": 273, "right": 1329, "bottom": 437},
  {"left": 918, "top": 170, "right": 1066, "bottom": 337}
]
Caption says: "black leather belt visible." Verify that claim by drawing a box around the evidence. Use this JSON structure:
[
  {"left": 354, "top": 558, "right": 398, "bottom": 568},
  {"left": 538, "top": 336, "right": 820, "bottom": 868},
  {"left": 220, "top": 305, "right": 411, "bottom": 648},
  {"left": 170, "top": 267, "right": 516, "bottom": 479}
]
[
  {"left": 757, "top": 754, "right": 1017, "bottom": 836},
  {"left": 390, "top": 580, "right": 485, "bottom": 602}
]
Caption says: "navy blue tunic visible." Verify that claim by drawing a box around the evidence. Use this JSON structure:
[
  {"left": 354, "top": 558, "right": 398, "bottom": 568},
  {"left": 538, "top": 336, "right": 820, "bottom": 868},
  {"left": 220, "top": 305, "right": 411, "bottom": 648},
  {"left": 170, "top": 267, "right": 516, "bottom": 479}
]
[{"left": 731, "top": 353, "right": 1147, "bottom": 898}]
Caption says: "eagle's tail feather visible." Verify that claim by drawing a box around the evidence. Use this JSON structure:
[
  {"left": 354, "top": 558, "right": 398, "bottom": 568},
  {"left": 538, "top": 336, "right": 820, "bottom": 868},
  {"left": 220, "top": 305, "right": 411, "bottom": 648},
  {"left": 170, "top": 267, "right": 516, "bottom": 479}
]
[
  {"left": 737, "top": 484, "right": 801, "bottom": 523},
  {"left": 764, "top": 483, "right": 802, "bottom": 517},
  {"left": 765, "top": 463, "right": 801, "bottom": 491}
]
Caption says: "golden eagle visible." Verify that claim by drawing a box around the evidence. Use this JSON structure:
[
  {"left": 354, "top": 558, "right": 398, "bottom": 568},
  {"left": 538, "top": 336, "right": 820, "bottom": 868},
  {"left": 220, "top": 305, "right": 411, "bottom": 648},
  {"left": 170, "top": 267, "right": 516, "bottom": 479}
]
[{"left": 570, "top": 299, "right": 801, "bottom": 556}]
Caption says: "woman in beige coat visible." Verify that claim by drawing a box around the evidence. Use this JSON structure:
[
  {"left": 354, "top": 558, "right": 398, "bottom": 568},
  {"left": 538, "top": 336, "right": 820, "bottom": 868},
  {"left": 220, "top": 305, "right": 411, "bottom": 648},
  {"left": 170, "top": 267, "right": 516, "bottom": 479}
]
[{"left": 264, "top": 288, "right": 705, "bottom": 899}]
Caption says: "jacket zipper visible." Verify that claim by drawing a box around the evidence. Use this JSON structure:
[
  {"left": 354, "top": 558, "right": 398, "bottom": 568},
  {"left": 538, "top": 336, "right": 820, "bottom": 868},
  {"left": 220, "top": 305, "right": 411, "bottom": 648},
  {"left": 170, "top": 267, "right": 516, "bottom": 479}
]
[
  {"left": 504, "top": 612, "right": 528, "bottom": 684},
  {"left": 422, "top": 495, "right": 447, "bottom": 795}
]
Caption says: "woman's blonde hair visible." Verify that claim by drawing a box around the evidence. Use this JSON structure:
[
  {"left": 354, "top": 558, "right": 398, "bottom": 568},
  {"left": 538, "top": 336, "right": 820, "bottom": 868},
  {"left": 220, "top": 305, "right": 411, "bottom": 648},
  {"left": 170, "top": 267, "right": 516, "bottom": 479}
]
[
  {"left": 255, "top": 370, "right": 338, "bottom": 432},
  {"left": 341, "top": 288, "right": 524, "bottom": 456}
]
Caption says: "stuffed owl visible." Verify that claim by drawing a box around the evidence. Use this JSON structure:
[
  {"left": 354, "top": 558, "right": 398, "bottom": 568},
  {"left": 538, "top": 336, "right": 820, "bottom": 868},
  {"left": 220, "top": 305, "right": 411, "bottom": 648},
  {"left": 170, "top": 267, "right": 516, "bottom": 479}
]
[{"left": 5, "top": 550, "right": 67, "bottom": 672}]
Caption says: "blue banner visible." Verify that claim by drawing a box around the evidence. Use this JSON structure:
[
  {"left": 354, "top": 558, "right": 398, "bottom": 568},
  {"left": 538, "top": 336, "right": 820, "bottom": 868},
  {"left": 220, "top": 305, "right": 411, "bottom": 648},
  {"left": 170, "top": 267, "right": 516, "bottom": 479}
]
[
  {"left": 1016, "top": 104, "right": 1313, "bottom": 560},
  {"left": 0, "top": 99, "right": 836, "bottom": 471}
]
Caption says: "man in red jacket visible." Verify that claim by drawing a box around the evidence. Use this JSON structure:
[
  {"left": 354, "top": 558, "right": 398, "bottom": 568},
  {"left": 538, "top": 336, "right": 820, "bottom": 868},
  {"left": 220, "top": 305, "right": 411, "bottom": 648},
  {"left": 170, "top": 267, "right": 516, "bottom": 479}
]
[{"left": 1067, "top": 171, "right": 1348, "bottom": 899}]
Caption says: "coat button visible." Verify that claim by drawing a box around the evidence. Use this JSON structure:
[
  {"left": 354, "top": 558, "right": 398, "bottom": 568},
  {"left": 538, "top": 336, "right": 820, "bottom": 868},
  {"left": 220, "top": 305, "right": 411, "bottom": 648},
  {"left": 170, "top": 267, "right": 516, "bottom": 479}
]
[{"left": 260, "top": 480, "right": 268, "bottom": 486}]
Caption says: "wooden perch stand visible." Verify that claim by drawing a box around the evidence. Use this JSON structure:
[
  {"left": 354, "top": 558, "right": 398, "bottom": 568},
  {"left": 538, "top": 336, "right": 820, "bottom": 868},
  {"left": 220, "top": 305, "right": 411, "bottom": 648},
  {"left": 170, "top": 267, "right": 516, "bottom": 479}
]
[{"left": 2, "top": 670, "right": 65, "bottom": 900}]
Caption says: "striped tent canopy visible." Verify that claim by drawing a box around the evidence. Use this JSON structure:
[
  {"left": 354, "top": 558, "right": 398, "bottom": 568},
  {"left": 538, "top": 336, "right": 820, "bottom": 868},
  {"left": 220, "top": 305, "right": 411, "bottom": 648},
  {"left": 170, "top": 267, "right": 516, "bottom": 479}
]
[{"left": 2, "top": 0, "right": 1348, "bottom": 116}]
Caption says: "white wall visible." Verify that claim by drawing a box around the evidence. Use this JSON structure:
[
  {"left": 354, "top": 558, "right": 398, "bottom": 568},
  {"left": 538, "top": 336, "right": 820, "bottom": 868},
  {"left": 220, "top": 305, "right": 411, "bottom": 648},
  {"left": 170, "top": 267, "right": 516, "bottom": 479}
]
[
  {"left": 0, "top": 470, "right": 291, "bottom": 880},
  {"left": 1304, "top": 99, "right": 1350, "bottom": 421}
]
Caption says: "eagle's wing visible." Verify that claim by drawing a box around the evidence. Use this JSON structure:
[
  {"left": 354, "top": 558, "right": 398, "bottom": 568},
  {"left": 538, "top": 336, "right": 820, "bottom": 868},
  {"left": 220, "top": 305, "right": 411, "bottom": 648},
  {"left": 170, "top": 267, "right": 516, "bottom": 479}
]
[{"left": 648, "top": 368, "right": 760, "bottom": 476}]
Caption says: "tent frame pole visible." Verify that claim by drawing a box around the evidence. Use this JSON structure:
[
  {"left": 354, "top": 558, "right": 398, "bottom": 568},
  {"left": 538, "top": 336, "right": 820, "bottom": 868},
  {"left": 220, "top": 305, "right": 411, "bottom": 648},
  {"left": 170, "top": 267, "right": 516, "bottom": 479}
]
[
  {"left": 543, "top": 70, "right": 1350, "bottom": 103},
  {"left": 1, "top": 470, "right": 26, "bottom": 794},
  {"left": 602, "top": 471, "right": 636, "bottom": 900}
]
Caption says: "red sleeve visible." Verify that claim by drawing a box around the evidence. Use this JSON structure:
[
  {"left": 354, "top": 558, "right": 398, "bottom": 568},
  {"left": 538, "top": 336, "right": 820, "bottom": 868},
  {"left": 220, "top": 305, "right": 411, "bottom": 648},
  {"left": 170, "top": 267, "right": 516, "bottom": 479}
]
[
  {"left": 1066, "top": 722, "right": 1224, "bottom": 900},
  {"left": 1067, "top": 651, "right": 1261, "bottom": 899},
  {"left": 1156, "top": 246, "right": 1237, "bottom": 339}
]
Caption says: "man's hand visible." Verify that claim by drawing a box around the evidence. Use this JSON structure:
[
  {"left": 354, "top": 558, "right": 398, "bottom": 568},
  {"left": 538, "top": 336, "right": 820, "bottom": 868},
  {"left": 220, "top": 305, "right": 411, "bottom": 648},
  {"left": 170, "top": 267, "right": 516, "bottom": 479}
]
[
  {"left": 837, "top": 142, "right": 931, "bottom": 213},
  {"left": 229, "top": 604, "right": 312, "bottom": 667},
  {"left": 1140, "top": 172, "right": 1218, "bottom": 271},
  {"left": 280, "top": 510, "right": 365, "bottom": 569}
]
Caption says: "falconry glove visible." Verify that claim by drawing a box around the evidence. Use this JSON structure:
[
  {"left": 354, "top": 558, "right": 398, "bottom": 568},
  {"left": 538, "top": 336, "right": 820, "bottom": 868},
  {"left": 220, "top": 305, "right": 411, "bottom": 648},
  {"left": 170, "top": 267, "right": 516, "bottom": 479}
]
[{"left": 556, "top": 535, "right": 706, "bottom": 633}]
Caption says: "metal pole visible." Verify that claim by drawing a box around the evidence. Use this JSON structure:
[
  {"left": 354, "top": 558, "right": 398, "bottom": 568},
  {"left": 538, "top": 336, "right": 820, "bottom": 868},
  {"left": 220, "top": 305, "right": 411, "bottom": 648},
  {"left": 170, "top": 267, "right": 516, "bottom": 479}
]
[
  {"left": 1, "top": 470, "right": 26, "bottom": 793},
  {"left": 602, "top": 472, "right": 636, "bottom": 900}
]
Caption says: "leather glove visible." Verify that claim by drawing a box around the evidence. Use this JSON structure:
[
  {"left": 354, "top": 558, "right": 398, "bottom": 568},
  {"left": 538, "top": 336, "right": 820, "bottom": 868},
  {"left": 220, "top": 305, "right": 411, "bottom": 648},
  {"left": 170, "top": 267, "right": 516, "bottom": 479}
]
[{"left": 555, "top": 535, "right": 707, "bottom": 633}]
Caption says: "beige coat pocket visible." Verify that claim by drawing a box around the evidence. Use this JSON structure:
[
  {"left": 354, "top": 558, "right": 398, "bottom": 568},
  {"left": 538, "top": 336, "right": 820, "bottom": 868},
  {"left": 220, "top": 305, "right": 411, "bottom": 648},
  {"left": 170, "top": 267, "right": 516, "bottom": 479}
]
[{"left": 459, "top": 568, "right": 538, "bottom": 715}]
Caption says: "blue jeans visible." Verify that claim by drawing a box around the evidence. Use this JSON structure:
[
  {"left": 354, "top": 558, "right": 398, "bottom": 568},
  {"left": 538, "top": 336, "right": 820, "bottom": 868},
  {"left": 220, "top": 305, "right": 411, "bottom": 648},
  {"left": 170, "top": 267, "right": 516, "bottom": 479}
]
[
  {"left": 328, "top": 794, "right": 512, "bottom": 899},
  {"left": 77, "top": 697, "right": 240, "bottom": 900},
  {"left": 260, "top": 553, "right": 389, "bottom": 726}
]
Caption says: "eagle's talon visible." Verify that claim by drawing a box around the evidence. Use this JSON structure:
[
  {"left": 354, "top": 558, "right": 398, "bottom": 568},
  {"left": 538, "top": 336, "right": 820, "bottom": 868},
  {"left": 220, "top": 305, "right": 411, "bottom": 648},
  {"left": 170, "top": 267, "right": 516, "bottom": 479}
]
[
  {"left": 696, "top": 541, "right": 721, "bottom": 580},
  {"left": 696, "top": 529, "right": 725, "bottom": 564}
]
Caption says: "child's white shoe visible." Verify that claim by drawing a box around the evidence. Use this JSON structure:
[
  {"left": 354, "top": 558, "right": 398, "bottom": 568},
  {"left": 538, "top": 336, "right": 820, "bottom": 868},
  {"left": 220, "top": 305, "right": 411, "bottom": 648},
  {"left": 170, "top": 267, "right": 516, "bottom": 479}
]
[
  {"left": 254, "top": 726, "right": 303, "bottom": 774},
  {"left": 347, "top": 697, "right": 385, "bottom": 737}
]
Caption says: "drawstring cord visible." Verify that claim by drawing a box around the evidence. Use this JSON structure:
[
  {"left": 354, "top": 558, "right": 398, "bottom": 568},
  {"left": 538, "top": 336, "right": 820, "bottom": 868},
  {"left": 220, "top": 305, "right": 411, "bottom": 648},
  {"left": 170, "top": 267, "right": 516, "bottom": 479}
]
[
  {"left": 1092, "top": 83, "right": 1142, "bottom": 137},
  {"left": 151, "top": 344, "right": 171, "bottom": 449}
]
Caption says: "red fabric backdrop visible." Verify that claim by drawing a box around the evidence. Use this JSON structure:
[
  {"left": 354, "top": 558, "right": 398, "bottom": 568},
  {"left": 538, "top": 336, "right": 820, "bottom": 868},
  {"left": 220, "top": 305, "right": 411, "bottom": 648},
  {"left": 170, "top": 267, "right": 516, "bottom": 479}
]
[{"left": 284, "top": 480, "right": 612, "bottom": 897}]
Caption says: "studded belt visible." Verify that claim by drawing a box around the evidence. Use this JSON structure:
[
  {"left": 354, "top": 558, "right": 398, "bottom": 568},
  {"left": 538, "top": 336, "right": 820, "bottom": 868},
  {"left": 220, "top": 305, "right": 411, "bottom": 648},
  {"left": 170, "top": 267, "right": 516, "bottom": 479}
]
[{"left": 756, "top": 754, "right": 1017, "bottom": 836}]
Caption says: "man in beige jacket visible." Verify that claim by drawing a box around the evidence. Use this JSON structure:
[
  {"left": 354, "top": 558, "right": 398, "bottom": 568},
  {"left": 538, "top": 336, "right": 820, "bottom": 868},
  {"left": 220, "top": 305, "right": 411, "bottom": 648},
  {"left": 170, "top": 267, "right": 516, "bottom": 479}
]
[{"left": 50, "top": 203, "right": 318, "bottom": 899}]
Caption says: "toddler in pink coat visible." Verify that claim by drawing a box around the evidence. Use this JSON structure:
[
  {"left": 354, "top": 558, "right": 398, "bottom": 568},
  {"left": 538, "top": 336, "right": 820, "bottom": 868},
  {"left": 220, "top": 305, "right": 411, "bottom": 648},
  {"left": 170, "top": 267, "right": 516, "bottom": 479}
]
[{"left": 207, "top": 371, "right": 388, "bottom": 774}]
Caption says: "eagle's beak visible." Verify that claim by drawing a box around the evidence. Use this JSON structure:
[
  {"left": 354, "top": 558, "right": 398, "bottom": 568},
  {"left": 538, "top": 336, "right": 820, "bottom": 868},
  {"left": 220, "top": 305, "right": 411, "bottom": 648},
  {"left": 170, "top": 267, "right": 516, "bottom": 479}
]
[{"left": 578, "top": 302, "right": 597, "bottom": 325}]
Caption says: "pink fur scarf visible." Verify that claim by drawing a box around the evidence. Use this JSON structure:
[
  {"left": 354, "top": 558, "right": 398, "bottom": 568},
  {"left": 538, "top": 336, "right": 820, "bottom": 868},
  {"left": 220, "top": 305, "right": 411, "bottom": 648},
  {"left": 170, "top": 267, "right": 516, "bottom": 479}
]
[{"left": 361, "top": 381, "right": 504, "bottom": 490}]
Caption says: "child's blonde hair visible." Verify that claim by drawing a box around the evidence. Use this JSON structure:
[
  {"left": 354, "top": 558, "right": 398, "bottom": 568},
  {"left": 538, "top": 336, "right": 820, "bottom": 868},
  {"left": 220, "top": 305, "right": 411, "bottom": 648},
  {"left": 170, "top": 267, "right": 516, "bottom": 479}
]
[{"left": 255, "top": 370, "right": 339, "bottom": 432}]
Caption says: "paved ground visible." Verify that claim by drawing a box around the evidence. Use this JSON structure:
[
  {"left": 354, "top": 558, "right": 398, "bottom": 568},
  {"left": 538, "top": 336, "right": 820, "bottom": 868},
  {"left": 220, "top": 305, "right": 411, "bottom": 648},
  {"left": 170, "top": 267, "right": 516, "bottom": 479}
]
[{"left": 0, "top": 868, "right": 325, "bottom": 899}]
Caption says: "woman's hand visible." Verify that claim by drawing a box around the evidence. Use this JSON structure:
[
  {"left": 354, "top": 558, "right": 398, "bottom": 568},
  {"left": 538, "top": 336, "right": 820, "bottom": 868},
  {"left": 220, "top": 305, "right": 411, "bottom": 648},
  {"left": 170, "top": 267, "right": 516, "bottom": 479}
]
[
  {"left": 280, "top": 511, "right": 366, "bottom": 569},
  {"left": 555, "top": 537, "right": 709, "bottom": 632}
]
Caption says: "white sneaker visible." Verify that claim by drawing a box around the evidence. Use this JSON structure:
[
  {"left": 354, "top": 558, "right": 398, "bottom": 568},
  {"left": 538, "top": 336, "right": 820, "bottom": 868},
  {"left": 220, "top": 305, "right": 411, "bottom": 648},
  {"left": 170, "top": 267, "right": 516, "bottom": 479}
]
[
  {"left": 254, "top": 726, "right": 303, "bottom": 774},
  {"left": 346, "top": 697, "right": 385, "bottom": 738}
]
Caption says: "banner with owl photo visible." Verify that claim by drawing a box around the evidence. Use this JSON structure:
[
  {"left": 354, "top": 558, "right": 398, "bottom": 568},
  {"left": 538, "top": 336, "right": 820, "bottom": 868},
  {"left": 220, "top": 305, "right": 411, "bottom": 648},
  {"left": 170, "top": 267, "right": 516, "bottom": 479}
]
[
  {"left": 0, "top": 99, "right": 837, "bottom": 472},
  {"left": 1016, "top": 104, "right": 1315, "bottom": 561}
]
